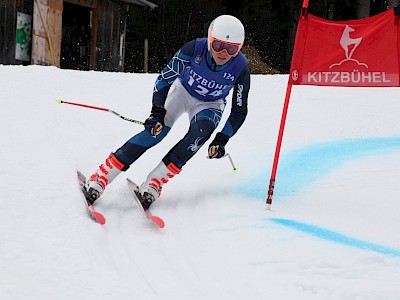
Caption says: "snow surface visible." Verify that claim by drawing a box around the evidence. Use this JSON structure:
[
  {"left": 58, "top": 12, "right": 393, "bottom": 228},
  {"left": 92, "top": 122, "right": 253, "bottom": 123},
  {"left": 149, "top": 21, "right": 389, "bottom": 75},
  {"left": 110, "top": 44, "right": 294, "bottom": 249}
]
[{"left": 1, "top": 65, "right": 400, "bottom": 300}]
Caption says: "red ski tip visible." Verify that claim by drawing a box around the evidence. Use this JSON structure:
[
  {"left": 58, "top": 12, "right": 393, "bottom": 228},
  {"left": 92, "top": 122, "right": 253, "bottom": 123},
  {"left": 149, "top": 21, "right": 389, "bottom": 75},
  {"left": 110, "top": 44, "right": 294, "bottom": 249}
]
[
  {"left": 91, "top": 211, "right": 106, "bottom": 225},
  {"left": 149, "top": 216, "right": 165, "bottom": 228}
]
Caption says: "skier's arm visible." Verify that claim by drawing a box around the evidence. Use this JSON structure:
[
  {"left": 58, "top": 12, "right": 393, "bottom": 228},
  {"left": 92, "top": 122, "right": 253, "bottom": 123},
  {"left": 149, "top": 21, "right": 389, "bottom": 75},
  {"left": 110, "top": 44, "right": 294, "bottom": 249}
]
[
  {"left": 208, "top": 68, "right": 250, "bottom": 159},
  {"left": 220, "top": 66, "right": 250, "bottom": 138},
  {"left": 152, "top": 40, "right": 195, "bottom": 107}
]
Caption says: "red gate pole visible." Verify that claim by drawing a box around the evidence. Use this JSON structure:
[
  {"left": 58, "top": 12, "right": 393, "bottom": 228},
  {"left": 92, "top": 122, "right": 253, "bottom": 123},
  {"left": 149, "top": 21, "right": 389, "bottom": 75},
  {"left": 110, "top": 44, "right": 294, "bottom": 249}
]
[
  {"left": 265, "top": 83, "right": 293, "bottom": 210},
  {"left": 265, "top": 0, "right": 310, "bottom": 210}
]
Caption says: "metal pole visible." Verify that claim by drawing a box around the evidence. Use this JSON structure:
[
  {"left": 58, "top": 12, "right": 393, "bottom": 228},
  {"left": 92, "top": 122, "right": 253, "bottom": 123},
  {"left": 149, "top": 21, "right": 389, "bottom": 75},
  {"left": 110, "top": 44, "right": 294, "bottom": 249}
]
[{"left": 144, "top": 38, "right": 148, "bottom": 73}]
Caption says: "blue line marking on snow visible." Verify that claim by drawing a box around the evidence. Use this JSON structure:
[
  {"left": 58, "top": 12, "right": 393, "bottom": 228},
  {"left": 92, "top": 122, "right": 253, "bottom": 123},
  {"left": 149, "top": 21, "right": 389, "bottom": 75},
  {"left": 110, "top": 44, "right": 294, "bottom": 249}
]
[
  {"left": 269, "top": 218, "right": 400, "bottom": 257},
  {"left": 237, "top": 137, "right": 400, "bottom": 199}
]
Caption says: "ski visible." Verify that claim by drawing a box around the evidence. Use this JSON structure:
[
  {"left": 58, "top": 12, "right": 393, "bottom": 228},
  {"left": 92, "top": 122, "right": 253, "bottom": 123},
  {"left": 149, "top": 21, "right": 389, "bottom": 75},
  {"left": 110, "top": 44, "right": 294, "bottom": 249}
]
[
  {"left": 126, "top": 178, "right": 165, "bottom": 228},
  {"left": 77, "top": 170, "right": 106, "bottom": 225}
]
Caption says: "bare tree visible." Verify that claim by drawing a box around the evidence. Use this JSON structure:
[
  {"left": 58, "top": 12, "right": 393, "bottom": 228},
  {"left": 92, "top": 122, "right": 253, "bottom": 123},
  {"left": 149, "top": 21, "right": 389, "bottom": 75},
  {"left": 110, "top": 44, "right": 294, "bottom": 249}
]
[
  {"left": 387, "top": 0, "right": 400, "bottom": 8},
  {"left": 356, "top": 0, "right": 370, "bottom": 18},
  {"left": 324, "top": 0, "right": 336, "bottom": 20}
]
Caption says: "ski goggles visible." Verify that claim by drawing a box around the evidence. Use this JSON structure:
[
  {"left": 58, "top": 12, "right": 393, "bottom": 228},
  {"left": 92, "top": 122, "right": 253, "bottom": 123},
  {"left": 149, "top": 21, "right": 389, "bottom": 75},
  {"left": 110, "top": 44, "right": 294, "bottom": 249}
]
[{"left": 210, "top": 37, "right": 241, "bottom": 56}]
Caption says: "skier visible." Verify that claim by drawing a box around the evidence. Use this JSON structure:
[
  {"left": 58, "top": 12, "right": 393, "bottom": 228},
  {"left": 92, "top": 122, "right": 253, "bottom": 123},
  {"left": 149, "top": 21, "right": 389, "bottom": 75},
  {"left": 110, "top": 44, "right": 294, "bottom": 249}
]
[{"left": 84, "top": 15, "right": 251, "bottom": 210}]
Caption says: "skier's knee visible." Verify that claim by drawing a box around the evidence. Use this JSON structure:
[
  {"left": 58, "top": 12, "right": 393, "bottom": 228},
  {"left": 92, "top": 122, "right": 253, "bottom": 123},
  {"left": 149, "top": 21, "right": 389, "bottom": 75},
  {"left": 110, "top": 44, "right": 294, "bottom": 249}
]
[
  {"left": 189, "top": 117, "right": 216, "bottom": 140},
  {"left": 162, "top": 118, "right": 216, "bottom": 169}
]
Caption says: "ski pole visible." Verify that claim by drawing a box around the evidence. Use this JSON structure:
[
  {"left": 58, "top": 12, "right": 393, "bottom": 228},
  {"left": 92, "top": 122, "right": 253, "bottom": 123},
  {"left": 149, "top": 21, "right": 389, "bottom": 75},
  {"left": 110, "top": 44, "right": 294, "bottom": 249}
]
[
  {"left": 56, "top": 99, "right": 144, "bottom": 125},
  {"left": 226, "top": 153, "right": 238, "bottom": 173},
  {"left": 207, "top": 153, "right": 238, "bottom": 173}
]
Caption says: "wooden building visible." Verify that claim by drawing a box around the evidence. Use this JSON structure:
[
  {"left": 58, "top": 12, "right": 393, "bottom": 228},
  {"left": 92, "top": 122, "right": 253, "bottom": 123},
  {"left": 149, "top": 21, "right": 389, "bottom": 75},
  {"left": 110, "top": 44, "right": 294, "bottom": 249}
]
[{"left": 0, "top": 0, "right": 156, "bottom": 71}]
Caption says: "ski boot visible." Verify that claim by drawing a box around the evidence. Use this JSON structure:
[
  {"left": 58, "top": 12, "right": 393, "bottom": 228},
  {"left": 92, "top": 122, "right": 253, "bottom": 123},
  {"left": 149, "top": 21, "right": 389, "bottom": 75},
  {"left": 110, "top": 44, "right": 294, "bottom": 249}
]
[
  {"left": 138, "top": 160, "right": 180, "bottom": 210},
  {"left": 84, "top": 152, "right": 127, "bottom": 204}
]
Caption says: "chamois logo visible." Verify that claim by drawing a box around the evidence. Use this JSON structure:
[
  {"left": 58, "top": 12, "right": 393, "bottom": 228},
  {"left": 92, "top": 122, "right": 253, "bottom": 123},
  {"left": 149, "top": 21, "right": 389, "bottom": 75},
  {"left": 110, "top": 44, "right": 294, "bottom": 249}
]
[{"left": 329, "top": 25, "right": 368, "bottom": 69}]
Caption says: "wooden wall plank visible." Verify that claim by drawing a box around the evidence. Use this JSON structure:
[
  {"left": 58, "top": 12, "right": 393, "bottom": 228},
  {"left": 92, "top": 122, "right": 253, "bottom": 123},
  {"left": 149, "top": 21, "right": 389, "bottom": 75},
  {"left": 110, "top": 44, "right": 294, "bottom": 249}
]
[
  {"left": 0, "top": 0, "right": 7, "bottom": 62},
  {"left": 31, "top": 0, "right": 62, "bottom": 66},
  {"left": 64, "top": 0, "right": 97, "bottom": 9}
]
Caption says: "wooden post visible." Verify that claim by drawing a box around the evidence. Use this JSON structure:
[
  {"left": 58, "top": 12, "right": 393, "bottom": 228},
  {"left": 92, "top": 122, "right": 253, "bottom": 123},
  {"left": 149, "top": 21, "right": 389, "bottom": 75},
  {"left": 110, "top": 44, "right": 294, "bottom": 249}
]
[{"left": 144, "top": 38, "right": 148, "bottom": 73}]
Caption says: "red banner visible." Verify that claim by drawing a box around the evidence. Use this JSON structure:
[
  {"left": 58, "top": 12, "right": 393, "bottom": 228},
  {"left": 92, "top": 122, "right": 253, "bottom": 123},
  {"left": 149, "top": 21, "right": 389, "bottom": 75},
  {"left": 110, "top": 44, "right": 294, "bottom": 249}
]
[{"left": 290, "top": 9, "right": 400, "bottom": 87}]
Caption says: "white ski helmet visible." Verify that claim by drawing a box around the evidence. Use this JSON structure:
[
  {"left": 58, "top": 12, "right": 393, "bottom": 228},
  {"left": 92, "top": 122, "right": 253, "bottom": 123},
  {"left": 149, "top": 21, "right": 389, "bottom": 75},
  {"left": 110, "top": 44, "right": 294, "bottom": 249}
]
[{"left": 208, "top": 15, "right": 245, "bottom": 53}]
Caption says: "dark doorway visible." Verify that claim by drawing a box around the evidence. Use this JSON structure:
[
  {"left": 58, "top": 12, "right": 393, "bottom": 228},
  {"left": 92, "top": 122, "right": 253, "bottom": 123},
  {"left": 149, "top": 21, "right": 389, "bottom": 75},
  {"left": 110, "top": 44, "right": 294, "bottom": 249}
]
[{"left": 61, "top": 2, "right": 92, "bottom": 70}]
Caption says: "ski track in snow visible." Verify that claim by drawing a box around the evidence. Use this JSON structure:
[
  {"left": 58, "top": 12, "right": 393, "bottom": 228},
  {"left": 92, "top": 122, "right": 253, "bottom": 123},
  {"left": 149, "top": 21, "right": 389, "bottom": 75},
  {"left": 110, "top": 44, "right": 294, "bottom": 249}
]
[{"left": 1, "top": 65, "right": 400, "bottom": 300}]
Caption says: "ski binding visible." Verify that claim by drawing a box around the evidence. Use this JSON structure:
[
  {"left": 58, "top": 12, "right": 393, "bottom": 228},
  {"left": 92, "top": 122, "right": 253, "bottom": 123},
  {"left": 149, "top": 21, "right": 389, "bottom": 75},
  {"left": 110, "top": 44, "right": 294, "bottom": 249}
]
[
  {"left": 77, "top": 170, "right": 106, "bottom": 225},
  {"left": 126, "top": 178, "right": 165, "bottom": 228}
]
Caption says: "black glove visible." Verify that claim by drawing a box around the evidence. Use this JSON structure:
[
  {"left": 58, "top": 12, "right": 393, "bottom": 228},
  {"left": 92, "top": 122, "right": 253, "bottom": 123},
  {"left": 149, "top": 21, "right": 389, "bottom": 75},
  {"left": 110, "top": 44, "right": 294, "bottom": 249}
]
[
  {"left": 208, "top": 132, "right": 229, "bottom": 159},
  {"left": 144, "top": 106, "right": 166, "bottom": 137}
]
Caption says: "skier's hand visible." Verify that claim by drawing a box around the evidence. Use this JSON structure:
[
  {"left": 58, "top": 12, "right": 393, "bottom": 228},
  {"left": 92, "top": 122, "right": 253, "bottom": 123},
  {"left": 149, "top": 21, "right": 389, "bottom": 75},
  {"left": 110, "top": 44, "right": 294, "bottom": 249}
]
[
  {"left": 144, "top": 106, "right": 166, "bottom": 137},
  {"left": 208, "top": 132, "right": 229, "bottom": 159}
]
